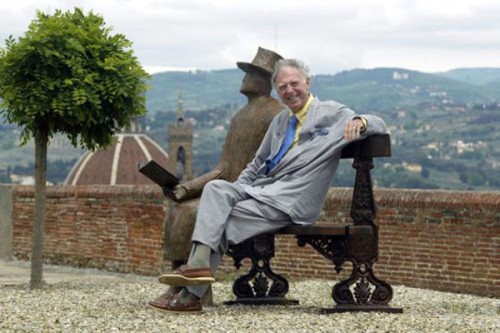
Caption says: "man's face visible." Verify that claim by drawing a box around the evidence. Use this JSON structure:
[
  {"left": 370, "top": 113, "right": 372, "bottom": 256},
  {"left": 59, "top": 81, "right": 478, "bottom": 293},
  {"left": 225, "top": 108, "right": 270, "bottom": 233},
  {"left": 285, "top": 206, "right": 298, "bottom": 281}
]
[{"left": 275, "top": 66, "right": 310, "bottom": 113}]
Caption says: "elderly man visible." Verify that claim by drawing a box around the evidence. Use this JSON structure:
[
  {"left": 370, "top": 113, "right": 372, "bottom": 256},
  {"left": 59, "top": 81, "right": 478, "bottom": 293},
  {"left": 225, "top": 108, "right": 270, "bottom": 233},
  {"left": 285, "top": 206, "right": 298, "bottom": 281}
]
[{"left": 152, "top": 58, "right": 388, "bottom": 313}]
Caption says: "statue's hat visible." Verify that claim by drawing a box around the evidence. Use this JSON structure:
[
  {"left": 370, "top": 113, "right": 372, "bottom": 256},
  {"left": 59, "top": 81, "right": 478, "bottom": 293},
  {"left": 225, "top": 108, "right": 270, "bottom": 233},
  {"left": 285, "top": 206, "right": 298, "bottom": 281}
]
[{"left": 237, "top": 47, "right": 283, "bottom": 76}]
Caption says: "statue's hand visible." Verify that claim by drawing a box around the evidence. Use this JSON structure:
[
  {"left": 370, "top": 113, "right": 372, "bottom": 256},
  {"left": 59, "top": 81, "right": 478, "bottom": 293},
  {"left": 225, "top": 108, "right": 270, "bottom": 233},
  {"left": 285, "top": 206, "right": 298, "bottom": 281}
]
[
  {"left": 162, "top": 186, "right": 175, "bottom": 200},
  {"left": 173, "top": 185, "right": 188, "bottom": 202},
  {"left": 162, "top": 185, "right": 187, "bottom": 202}
]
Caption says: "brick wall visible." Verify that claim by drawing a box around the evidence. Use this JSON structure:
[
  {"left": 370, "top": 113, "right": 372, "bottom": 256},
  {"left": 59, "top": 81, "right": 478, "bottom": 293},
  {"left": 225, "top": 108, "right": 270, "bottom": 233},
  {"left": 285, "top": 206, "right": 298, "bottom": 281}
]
[
  {"left": 11, "top": 185, "right": 170, "bottom": 275},
  {"left": 9, "top": 185, "right": 499, "bottom": 297}
]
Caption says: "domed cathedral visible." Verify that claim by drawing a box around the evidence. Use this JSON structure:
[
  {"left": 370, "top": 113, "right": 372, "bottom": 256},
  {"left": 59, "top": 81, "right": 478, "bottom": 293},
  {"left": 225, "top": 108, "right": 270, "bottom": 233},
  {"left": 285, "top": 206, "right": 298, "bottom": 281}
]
[
  {"left": 64, "top": 92, "right": 194, "bottom": 186},
  {"left": 64, "top": 117, "right": 172, "bottom": 185},
  {"left": 168, "top": 91, "right": 193, "bottom": 181}
]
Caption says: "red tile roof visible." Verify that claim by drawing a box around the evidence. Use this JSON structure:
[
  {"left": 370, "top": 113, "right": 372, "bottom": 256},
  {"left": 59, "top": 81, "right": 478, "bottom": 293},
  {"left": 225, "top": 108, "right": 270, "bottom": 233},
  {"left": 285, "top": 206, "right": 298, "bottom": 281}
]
[{"left": 65, "top": 134, "right": 171, "bottom": 185}]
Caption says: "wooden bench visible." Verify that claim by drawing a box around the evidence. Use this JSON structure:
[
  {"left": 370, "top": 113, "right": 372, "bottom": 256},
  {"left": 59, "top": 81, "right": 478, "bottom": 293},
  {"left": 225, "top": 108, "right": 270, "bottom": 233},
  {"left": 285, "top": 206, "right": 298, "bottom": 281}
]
[{"left": 225, "top": 134, "right": 403, "bottom": 313}]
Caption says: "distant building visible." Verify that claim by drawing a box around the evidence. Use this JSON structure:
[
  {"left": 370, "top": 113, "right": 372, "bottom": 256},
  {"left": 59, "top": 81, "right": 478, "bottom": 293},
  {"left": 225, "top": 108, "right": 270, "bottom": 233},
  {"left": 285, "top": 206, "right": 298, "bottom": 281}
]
[
  {"left": 9, "top": 174, "right": 53, "bottom": 185},
  {"left": 455, "top": 140, "right": 487, "bottom": 154},
  {"left": 65, "top": 90, "right": 194, "bottom": 185},
  {"left": 168, "top": 91, "right": 194, "bottom": 181},
  {"left": 402, "top": 162, "right": 422, "bottom": 173},
  {"left": 64, "top": 117, "right": 172, "bottom": 185},
  {"left": 393, "top": 71, "right": 409, "bottom": 80}
]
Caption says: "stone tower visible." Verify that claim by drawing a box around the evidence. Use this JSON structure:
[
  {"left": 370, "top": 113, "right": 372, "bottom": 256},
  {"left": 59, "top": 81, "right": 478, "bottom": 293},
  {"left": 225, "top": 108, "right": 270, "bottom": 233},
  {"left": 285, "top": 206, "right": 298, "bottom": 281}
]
[{"left": 168, "top": 91, "right": 193, "bottom": 181}]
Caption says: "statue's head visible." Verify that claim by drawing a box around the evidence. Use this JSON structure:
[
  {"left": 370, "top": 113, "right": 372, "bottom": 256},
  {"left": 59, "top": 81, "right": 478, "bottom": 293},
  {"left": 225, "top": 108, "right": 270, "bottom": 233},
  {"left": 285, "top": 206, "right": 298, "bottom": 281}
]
[{"left": 237, "top": 47, "right": 283, "bottom": 97}]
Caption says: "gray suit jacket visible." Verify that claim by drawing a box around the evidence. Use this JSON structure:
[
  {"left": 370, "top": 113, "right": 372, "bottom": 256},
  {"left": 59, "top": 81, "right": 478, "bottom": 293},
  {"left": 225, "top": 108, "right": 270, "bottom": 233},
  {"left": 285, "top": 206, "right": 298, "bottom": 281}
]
[{"left": 235, "top": 97, "right": 389, "bottom": 224}]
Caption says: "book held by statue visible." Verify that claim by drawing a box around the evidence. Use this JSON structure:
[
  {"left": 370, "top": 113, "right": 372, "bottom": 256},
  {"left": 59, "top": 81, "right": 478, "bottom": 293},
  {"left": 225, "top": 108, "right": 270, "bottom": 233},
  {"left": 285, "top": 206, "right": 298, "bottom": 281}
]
[{"left": 138, "top": 160, "right": 179, "bottom": 189}]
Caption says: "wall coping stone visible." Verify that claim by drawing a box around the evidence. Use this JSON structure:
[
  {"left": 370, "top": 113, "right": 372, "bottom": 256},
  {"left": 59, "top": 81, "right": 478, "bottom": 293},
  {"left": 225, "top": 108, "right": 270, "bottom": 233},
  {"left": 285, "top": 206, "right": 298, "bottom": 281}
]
[
  {"left": 325, "top": 187, "right": 500, "bottom": 210},
  {"left": 12, "top": 185, "right": 164, "bottom": 200}
]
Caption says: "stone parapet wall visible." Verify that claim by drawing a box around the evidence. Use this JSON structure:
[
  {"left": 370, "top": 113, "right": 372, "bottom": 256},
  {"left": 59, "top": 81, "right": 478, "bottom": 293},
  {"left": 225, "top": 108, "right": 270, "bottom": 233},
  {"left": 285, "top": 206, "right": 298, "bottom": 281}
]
[
  {"left": 7, "top": 185, "right": 499, "bottom": 297},
  {"left": 10, "top": 185, "right": 169, "bottom": 275},
  {"left": 238, "top": 188, "right": 499, "bottom": 297}
]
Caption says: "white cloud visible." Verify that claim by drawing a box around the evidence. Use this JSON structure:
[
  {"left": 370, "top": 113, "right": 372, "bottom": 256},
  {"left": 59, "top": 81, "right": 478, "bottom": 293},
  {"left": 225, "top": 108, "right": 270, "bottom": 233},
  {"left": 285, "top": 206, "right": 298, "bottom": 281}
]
[{"left": 0, "top": 0, "right": 499, "bottom": 74}]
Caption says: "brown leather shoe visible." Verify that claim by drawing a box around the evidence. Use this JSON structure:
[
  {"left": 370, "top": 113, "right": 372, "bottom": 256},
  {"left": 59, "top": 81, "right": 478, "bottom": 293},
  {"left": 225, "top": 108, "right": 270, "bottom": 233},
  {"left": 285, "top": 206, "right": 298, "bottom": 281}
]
[
  {"left": 148, "top": 291, "right": 179, "bottom": 309},
  {"left": 158, "top": 265, "right": 215, "bottom": 286},
  {"left": 149, "top": 292, "right": 202, "bottom": 313}
]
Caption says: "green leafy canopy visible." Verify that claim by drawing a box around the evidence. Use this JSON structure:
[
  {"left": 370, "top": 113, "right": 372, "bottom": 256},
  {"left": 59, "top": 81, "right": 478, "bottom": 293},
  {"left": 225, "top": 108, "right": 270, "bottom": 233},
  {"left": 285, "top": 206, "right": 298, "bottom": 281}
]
[{"left": 0, "top": 7, "right": 150, "bottom": 150}]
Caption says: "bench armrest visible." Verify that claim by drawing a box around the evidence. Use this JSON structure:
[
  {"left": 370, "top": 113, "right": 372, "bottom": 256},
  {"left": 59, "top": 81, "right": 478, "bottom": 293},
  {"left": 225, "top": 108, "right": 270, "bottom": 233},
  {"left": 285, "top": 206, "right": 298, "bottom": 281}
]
[{"left": 341, "top": 134, "right": 391, "bottom": 159}]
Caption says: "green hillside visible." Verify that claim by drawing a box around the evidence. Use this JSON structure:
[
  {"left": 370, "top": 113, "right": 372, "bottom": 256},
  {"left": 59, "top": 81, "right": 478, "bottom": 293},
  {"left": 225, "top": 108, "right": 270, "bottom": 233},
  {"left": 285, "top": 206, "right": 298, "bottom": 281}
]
[
  {"left": 2, "top": 66, "right": 500, "bottom": 190},
  {"left": 146, "top": 69, "right": 246, "bottom": 113},
  {"left": 312, "top": 68, "right": 499, "bottom": 112},
  {"left": 437, "top": 68, "right": 500, "bottom": 86},
  {"left": 146, "top": 67, "right": 500, "bottom": 115}
]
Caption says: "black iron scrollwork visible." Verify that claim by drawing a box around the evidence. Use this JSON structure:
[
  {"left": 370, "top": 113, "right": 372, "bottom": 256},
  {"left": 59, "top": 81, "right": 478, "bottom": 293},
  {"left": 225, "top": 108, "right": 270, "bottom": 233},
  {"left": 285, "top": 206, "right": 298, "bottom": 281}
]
[
  {"left": 296, "top": 235, "right": 348, "bottom": 273},
  {"left": 332, "top": 259, "right": 394, "bottom": 306},
  {"left": 226, "top": 235, "right": 294, "bottom": 304}
]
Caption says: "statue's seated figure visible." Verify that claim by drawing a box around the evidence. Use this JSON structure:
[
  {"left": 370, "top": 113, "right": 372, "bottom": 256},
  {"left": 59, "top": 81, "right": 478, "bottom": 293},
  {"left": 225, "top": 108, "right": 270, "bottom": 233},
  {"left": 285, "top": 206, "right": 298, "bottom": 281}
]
[{"left": 164, "top": 47, "right": 284, "bottom": 269}]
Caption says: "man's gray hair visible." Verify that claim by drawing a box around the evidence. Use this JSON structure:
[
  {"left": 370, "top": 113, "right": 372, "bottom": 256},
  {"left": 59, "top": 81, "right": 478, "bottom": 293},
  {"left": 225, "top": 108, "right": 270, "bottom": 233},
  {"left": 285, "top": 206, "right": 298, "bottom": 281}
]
[{"left": 271, "top": 59, "right": 310, "bottom": 89}]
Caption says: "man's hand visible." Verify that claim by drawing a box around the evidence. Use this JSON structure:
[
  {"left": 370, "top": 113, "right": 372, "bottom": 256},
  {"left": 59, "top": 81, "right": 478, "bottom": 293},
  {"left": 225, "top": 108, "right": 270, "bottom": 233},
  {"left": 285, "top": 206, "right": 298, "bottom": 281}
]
[{"left": 343, "top": 118, "right": 366, "bottom": 141}]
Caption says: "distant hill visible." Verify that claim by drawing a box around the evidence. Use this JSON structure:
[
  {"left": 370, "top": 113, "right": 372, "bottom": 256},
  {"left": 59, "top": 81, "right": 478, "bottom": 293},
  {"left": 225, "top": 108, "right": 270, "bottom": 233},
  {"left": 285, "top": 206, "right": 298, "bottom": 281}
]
[
  {"left": 437, "top": 68, "right": 500, "bottom": 86},
  {"left": 146, "top": 67, "right": 500, "bottom": 114},
  {"left": 146, "top": 69, "right": 246, "bottom": 113},
  {"left": 2, "top": 66, "right": 500, "bottom": 190},
  {"left": 311, "top": 67, "right": 499, "bottom": 112}
]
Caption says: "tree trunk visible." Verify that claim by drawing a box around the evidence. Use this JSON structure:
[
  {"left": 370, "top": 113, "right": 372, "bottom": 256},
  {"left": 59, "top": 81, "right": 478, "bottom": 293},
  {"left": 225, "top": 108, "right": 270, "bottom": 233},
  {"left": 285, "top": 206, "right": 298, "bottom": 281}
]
[{"left": 30, "top": 127, "right": 48, "bottom": 289}]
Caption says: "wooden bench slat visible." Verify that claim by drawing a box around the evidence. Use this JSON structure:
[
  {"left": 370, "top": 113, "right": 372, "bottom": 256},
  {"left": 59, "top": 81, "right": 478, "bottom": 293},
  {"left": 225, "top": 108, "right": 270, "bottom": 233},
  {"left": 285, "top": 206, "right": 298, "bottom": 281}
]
[{"left": 277, "top": 225, "right": 372, "bottom": 236}]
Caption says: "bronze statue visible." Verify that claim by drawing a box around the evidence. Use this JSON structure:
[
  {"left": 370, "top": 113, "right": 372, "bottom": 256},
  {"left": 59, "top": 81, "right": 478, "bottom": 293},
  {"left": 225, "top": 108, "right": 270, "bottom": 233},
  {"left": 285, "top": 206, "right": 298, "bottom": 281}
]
[{"left": 163, "top": 47, "right": 284, "bottom": 269}]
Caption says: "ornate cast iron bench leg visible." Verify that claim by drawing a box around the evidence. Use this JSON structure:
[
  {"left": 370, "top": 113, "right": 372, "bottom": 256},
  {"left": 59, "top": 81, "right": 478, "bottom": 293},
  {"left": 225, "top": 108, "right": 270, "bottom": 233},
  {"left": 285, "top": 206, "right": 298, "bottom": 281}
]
[
  {"left": 225, "top": 234, "right": 298, "bottom": 305},
  {"left": 321, "top": 148, "right": 402, "bottom": 313}
]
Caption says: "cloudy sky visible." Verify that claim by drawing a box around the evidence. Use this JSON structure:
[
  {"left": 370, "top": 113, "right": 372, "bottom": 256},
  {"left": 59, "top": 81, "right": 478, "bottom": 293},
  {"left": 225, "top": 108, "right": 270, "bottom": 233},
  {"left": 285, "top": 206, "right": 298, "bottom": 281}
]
[{"left": 0, "top": 0, "right": 499, "bottom": 75}]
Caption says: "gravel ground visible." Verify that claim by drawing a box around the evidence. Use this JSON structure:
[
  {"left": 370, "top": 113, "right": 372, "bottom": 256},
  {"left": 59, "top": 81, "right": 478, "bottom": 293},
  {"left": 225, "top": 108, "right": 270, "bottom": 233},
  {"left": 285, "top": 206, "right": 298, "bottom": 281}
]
[{"left": 0, "top": 264, "right": 498, "bottom": 333}]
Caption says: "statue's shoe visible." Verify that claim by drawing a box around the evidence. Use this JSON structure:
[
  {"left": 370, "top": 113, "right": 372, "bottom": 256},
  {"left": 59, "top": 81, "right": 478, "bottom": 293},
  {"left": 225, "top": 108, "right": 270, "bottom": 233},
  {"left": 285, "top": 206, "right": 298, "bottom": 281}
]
[
  {"left": 149, "top": 292, "right": 202, "bottom": 313},
  {"left": 148, "top": 291, "right": 176, "bottom": 309}
]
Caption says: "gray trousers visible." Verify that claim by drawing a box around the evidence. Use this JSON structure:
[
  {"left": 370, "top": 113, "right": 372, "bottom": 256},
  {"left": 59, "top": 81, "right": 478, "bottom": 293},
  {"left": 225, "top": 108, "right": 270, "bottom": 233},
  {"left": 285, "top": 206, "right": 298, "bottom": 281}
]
[{"left": 187, "top": 179, "right": 293, "bottom": 297}]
